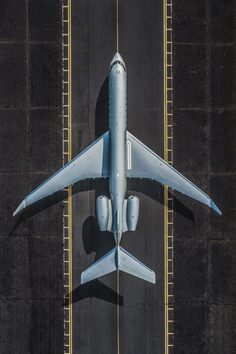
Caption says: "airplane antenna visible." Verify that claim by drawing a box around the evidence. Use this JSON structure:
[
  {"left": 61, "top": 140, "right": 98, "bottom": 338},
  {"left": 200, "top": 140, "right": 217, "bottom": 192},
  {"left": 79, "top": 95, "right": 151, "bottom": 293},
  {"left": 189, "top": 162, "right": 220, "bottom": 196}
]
[{"left": 116, "top": 0, "right": 119, "bottom": 52}]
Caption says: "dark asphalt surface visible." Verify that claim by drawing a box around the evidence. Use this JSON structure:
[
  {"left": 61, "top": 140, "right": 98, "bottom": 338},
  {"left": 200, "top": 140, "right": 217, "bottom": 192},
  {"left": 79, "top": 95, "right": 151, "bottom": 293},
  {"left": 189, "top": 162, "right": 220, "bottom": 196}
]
[
  {"left": 173, "top": 1, "right": 236, "bottom": 353},
  {"left": 0, "top": 1, "right": 236, "bottom": 354},
  {"left": 71, "top": 1, "right": 164, "bottom": 353},
  {"left": 0, "top": 0, "right": 63, "bottom": 353}
]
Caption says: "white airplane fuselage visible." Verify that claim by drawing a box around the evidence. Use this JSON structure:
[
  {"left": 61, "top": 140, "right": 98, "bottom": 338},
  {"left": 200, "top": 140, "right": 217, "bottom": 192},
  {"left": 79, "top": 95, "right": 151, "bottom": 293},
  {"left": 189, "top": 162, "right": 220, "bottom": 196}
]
[{"left": 109, "top": 53, "right": 127, "bottom": 244}]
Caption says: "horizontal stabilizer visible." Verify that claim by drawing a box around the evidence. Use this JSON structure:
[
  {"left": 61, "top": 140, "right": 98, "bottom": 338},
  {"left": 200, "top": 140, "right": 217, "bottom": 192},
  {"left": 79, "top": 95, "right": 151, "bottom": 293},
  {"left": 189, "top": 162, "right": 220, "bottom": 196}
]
[
  {"left": 118, "top": 247, "right": 156, "bottom": 284},
  {"left": 81, "top": 246, "right": 156, "bottom": 285},
  {"left": 81, "top": 248, "right": 117, "bottom": 284}
]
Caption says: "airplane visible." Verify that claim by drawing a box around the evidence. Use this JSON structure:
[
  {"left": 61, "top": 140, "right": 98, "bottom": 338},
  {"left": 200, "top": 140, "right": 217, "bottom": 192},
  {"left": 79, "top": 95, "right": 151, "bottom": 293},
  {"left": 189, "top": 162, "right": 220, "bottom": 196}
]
[{"left": 13, "top": 52, "right": 222, "bottom": 284}]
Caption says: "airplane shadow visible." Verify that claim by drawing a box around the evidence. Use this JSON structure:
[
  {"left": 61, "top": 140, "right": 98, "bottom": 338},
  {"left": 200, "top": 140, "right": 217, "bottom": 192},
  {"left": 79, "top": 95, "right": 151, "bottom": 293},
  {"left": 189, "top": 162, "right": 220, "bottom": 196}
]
[
  {"left": 64, "top": 279, "right": 123, "bottom": 306},
  {"left": 10, "top": 75, "right": 194, "bottom": 306}
]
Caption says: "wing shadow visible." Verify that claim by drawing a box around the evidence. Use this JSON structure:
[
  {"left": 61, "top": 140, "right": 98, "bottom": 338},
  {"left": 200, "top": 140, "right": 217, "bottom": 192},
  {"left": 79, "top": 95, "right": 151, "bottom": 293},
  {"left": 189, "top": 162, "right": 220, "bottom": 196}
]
[{"left": 128, "top": 179, "right": 195, "bottom": 222}]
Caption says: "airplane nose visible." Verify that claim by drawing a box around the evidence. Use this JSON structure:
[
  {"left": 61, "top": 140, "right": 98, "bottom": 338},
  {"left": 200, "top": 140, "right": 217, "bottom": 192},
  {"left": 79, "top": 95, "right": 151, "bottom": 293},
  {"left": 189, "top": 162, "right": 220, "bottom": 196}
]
[{"left": 110, "top": 52, "right": 126, "bottom": 69}]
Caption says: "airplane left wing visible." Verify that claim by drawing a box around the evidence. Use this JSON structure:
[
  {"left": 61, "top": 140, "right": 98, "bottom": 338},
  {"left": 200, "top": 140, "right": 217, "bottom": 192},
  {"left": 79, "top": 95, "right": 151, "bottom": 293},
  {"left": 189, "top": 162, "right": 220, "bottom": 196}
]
[
  {"left": 126, "top": 131, "right": 222, "bottom": 215},
  {"left": 13, "top": 131, "right": 110, "bottom": 216}
]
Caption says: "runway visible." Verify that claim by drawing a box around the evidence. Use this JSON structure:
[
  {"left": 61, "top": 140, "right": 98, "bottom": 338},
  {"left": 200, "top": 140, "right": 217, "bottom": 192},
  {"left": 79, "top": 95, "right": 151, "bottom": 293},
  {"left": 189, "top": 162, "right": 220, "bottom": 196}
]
[{"left": 64, "top": 0, "right": 170, "bottom": 353}]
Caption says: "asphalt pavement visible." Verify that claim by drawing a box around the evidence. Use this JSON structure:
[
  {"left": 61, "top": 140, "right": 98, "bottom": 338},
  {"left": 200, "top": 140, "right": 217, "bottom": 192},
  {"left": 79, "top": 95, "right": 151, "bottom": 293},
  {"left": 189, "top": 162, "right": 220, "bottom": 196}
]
[{"left": 70, "top": 0, "right": 164, "bottom": 353}]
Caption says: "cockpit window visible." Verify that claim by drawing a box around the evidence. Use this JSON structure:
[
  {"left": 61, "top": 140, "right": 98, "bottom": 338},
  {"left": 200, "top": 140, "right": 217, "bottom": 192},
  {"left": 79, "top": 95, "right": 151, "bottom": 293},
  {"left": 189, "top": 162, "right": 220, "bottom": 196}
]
[{"left": 110, "top": 60, "right": 126, "bottom": 72}]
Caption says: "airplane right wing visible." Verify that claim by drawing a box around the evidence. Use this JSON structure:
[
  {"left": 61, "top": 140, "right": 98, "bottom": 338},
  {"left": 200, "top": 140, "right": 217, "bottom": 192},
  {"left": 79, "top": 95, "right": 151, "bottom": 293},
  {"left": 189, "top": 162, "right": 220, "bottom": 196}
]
[
  {"left": 126, "top": 131, "right": 222, "bottom": 215},
  {"left": 13, "top": 131, "right": 110, "bottom": 216}
]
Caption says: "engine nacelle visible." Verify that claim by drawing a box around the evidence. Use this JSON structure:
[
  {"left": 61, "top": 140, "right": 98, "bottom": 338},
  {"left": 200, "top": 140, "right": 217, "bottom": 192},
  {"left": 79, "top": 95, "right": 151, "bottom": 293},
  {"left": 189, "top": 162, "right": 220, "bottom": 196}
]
[
  {"left": 96, "top": 196, "right": 112, "bottom": 231},
  {"left": 126, "top": 196, "right": 139, "bottom": 231}
]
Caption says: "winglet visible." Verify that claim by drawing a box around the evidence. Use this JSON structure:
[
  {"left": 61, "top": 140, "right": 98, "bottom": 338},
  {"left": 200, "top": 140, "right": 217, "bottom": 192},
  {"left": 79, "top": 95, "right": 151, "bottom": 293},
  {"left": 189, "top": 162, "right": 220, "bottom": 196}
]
[
  {"left": 210, "top": 200, "right": 222, "bottom": 215},
  {"left": 13, "top": 200, "right": 26, "bottom": 216}
]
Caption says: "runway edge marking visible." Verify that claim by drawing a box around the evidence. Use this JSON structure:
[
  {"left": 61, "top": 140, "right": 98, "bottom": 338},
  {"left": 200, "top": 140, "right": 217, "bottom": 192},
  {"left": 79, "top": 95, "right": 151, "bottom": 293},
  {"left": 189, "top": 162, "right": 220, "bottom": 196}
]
[
  {"left": 62, "top": 1, "right": 73, "bottom": 354},
  {"left": 163, "top": 0, "right": 174, "bottom": 352}
]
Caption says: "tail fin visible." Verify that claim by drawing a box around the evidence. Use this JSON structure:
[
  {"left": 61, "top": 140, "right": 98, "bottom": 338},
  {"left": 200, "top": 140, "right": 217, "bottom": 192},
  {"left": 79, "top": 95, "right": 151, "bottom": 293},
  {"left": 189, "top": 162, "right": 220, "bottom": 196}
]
[{"left": 81, "top": 246, "right": 156, "bottom": 284}]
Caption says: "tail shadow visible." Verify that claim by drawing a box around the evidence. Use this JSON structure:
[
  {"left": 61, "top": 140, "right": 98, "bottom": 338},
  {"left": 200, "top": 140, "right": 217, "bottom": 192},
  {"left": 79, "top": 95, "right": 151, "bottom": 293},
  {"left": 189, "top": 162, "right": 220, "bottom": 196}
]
[
  {"left": 65, "top": 215, "right": 121, "bottom": 306},
  {"left": 64, "top": 279, "right": 123, "bottom": 306}
]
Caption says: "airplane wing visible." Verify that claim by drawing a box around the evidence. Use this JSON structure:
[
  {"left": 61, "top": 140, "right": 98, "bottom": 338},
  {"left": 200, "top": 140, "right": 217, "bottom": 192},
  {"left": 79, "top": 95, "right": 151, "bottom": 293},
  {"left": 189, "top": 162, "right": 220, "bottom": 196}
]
[
  {"left": 126, "top": 131, "right": 222, "bottom": 215},
  {"left": 13, "top": 131, "right": 110, "bottom": 216}
]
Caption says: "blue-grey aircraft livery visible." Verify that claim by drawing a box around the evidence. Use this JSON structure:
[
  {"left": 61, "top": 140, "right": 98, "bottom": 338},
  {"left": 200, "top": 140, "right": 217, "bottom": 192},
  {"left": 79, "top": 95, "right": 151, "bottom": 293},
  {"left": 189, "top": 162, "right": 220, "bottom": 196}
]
[{"left": 13, "top": 53, "right": 222, "bottom": 284}]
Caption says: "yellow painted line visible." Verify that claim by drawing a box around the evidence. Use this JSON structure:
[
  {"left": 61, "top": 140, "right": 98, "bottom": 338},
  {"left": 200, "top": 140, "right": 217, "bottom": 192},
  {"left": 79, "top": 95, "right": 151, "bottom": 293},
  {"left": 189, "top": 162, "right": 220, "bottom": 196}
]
[
  {"left": 116, "top": 2, "right": 120, "bottom": 354},
  {"left": 62, "top": 1, "right": 72, "bottom": 354},
  {"left": 117, "top": 270, "right": 120, "bottom": 354},
  {"left": 68, "top": 1, "right": 73, "bottom": 353},
  {"left": 163, "top": 0, "right": 174, "bottom": 353},
  {"left": 163, "top": 1, "right": 168, "bottom": 352},
  {"left": 116, "top": 0, "right": 119, "bottom": 52}
]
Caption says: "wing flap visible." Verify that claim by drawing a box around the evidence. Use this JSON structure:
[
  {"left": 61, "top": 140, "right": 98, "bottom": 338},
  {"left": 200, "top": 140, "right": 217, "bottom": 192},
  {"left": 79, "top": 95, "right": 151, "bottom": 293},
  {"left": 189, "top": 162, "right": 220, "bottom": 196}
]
[
  {"left": 126, "top": 131, "right": 221, "bottom": 215},
  {"left": 13, "top": 131, "right": 110, "bottom": 215}
]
